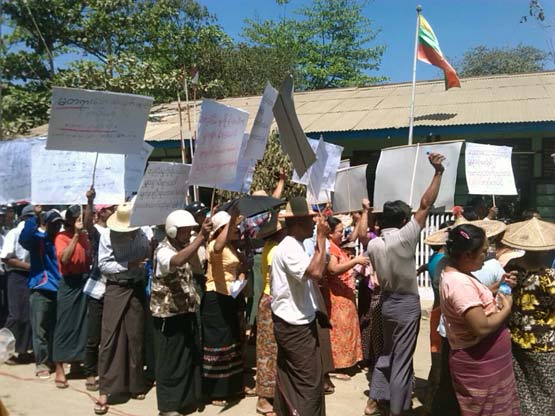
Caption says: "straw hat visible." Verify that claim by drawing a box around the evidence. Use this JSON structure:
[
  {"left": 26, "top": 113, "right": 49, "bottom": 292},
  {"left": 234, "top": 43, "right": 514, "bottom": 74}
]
[
  {"left": 282, "top": 196, "right": 317, "bottom": 218},
  {"left": 256, "top": 212, "right": 285, "bottom": 240},
  {"left": 424, "top": 218, "right": 506, "bottom": 246},
  {"left": 252, "top": 190, "right": 268, "bottom": 197},
  {"left": 497, "top": 248, "right": 526, "bottom": 267},
  {"left": 501, "top": 217, "right": 555, "bottom": 251},
  {"left": 107, "top": 203, "right": 139, "bottom": 233}
]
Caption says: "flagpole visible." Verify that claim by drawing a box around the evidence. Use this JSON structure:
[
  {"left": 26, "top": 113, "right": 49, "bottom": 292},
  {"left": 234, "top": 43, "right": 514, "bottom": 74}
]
[{"left": 408, "top": 5, "right": 422, "bottom": 145}]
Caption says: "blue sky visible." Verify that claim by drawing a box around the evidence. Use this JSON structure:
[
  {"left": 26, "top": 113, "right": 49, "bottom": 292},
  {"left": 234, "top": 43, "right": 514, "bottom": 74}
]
[{"left": 200, "top": 0, "right": 555, "bottom": 83}]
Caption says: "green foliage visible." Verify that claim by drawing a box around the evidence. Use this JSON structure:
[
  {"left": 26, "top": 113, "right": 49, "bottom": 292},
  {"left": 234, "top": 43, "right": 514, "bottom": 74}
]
[
  {"left": 457, "top": 44, "right": 548, "bottom": 77},
  {"left": 242, "top": 0, "right": 386, "bottom": 90},
  {"left": 216, "top": 132, "right": 306, "bottom": 202}
]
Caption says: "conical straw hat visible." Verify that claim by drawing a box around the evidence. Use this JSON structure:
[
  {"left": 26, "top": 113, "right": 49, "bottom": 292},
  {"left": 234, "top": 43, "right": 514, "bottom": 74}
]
[
  {"left": 501, "top": 217, "right": 555, "bottom": 251},
  {"left": 424, "top": 219, "right": 506, "bottom": 246}
]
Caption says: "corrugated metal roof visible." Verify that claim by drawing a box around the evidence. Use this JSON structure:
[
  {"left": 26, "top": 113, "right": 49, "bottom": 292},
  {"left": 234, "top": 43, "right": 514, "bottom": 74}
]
[{"left": 24, "top": 71, "right": 555, "bottom": 141}]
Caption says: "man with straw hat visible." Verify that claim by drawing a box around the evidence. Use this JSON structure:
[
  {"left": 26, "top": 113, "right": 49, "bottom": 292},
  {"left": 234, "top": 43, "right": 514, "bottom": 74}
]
[
  {"left": 500, "top": 217, "right": 555, "bottom": 414},
  {"left": 95, "top": 202, "right": 153, "bottom": 415},
  {"left": 254, "top": 211, "right": 287, "bottom": 416},
  {"left": 365, "top": 153, "right": 445, "bottom": 416},
  {"left": 271, "top": 196, "right": 330, "bottom": 416}
]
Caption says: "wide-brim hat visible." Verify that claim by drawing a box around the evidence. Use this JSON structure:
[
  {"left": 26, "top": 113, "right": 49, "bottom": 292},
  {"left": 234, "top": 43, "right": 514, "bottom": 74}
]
[
  {"left": 501, "top": 217, "right": 555, "bottom": 251},
  {"left": 107, "top": 203, "right": 139, "bottom": 233},
  {"left": 256, "top": 212, "right": 284, "bottom": 240},
  {"left": 282, "top": 196, "right": 317, "bottom": 218},
  {"left": 497, "top": 248, "right": 526, "bottom": 267},
  {"left": 424, "top": 218, "right": 506, "bottom": 246}
]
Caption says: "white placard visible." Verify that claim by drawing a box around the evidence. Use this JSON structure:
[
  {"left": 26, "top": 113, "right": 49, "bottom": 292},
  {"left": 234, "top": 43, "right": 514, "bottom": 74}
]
[
  {"left": 188, "top": 100, "right": 249, "bottom": 187},
  {"left": 130, "top": 162, "right": 190, "bottom": 227},
  {"left": 333, "top": 165, "right": 368, "bottom": 213},
  {"left": 46, "top": 87, "right": 153, "bottom": 154},
  {"left": 373, "top": 141, "right": 463, "bottom": 211},
  {"left": 125, "top": 142, "right": 154, "bottom": 198},
  {"left": 244, "top": 83, "right": 279, "bottom": 160},
  {"left": 465, "top": 142, "right": 517, "bottom": 195},
  {"left": 292, "top": 139, "right": 343, "bottom": 192},
  {"left": 308, "top": 138, "right": 328, "bottom": 197},
  {"left": 31, "top": 146, "right": 125, "bottom": 205},
  {"left": 216, "top": 134, "right": 256, "bottom": 193},
  {"left": 273, "top": 75, "right": 316, "bottom": 177},
  {"left": 0, "top": 138, "right": 43, "bottom": 204}
]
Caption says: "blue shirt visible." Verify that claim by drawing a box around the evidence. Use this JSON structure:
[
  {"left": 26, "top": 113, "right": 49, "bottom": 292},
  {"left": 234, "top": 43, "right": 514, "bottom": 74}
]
[{"left": 18, "top": 216, "right": 61, "bottom": 292}]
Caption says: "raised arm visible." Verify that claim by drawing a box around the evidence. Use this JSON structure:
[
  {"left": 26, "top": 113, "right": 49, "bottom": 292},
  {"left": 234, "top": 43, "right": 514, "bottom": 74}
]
[
  {"left": 170, "top": 218, "right": 213, "bottom": 268},
  {"left": 414, "top": 153, "right": 445, "bottom": 228},
  {"left": 213, "top": 207, "right": 240, "bottom": 253},
  {"left": 272, "top": 168, "right": 287, "bottom": 199},
  {"left": 84, "top": 186, "right": 95, "bottom": 235},
  {"left": 19, "top": 209, "right": 41, "bottom": 251},
  {"left": 352, "top": 198, "right": 373, "bottom": 247},
  {"left": 305, "top": 216, "right": 330, "bottom": 280}
]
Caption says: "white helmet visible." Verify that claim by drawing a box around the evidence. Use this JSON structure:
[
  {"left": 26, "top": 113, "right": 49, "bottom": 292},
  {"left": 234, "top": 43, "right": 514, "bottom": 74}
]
[{"left": 165, "top": 210, "right": 198, "bottom": 238}]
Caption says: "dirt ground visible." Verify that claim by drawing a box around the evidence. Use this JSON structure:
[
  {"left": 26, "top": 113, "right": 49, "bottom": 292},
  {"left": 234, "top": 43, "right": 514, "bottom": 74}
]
[{"left": 0, "top": 301, "right": 433, "bottom": 416}]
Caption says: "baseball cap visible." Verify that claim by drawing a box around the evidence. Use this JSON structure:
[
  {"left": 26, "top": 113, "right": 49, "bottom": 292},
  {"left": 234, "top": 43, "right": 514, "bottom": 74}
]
[
  {"left": 20, "top": 205, "right": 35, "bottom": 219},
  {"left": 65, "top": 205, "right": 81, "bottom": 220},
  {"left": 44, "top": 209, "right": 64, "bottom": 224}
]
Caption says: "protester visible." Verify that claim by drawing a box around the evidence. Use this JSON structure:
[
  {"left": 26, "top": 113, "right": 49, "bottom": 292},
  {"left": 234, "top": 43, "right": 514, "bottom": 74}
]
[
  {"left": 271, "top": 196, "right": 330, "bottom": 416},
  {"left": 151, "top": 210, "right": 212, "bottom": 416},
  {"left": 364, "top": 153, "right": 445, "bottom": 416},
  {"left": 201, "top": 208, "right": 245, "bottom": 406},
  {"left": 0, "top": 204, "right": 34, "bottom": 360},
  {"left": 82, "top": 195, "right": 114, "bottom": 392},
  {"left": 95, "top": 202, "right": 152, "bottom": 415},
  {"left": 184, "top": 201, "right": 210, "bottom": 298},
  {"left": 322, "top": 215, "right": 367, "bottom": 378},
  {"left": 254, "top": 212, "right": 287, "bottom": 416},
  {"left": 440, "top": 223, "right": 520, "bottom": 416},
  {"left": 52, "top": 203, "right": 92, "bottom": 388},
  {"left": 19, "top": 207, "right": 64, "bottom": 379},
  {"left": 502, "top": 217, "right": 555, "bottom": 415}
]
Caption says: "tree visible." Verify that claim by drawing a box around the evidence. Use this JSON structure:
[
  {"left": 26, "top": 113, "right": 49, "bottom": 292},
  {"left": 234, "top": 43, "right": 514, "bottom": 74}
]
[
  {"left": 242, "top": 0, "right": 386, "bottom": 90},
  {"left": 456, "top": 44, "right": 548, "bottom": 77}
]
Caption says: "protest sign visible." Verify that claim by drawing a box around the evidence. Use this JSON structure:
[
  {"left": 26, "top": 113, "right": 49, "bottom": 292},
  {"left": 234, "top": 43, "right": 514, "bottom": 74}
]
[
  {"left": 373, "top": 141, "right": 463, "bottom": 211},
  {"left": 216, "top": 134, "right": 256, "bottom": 193},
  {"left": 333, "top": 165, "right": 368, "bottom": 213},
  {"left": 244, "top": 83, "right": 279, "bottom": 160},
  {"left": 47, "top": 87, "right": 153, "bottom": 154},
  {"left": 0, "top": 138, "right": 43, "bottom": 204},
  {"left": 125, "top": 142, "right": 154, "bottom": 198},
  {"left": 307, "top": 187, "right": 332, "bottom": 205},
  {"left": 188, "top": 100, "right": 249, "bottom": 187},
  {"left": 31, "top": 145, "right": 125, "bottom": 205},
  {"left": 293, "top": 139, "right": 343, "bottom": 192},
  {"left": 273, "top": 75, "right": 316, "bottom": 177},
  {"left": 465, "top": 142, "right": 517, "bottom": 195},
  {"left": 130, "top": 162, "right": 190, "bottom": 227},
  {"left": 307, "top": 138, "right": 328, "bottom": 197},
  {"left": 339, "top": 159, "right": 350, "bottom": 170}
]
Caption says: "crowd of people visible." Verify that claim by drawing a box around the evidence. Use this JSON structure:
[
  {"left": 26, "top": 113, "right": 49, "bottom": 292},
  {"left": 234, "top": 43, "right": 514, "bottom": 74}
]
[{"left": 0, "top": 152, "right": 554, "bottom": 416}]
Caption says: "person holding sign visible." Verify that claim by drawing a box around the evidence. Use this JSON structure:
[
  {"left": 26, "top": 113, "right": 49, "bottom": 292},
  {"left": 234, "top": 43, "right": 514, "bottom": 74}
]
[
  {"left": 365, "top": 153, "right": 445, "bottom": 416},
  {"left": 52, "top": 204, "right": 92, "bottom": 388},
  {"left": 271, "top": 197, "right": 330, "bottom": 416},
  {"left": 151, "top": 210, "right": 213, "bottom": 416},
  {"left": 201, "top": 208, "right": 245, "bottom": 406},
  {"left": 19, "top": 207, "right": 64, "bottom": 379},
  {"left": 95, "top": 203, "right": 153, "bottom": 415}
]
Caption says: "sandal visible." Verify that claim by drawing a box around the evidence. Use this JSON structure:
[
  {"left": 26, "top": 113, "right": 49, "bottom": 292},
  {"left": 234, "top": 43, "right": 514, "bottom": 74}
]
[
  {"left": 244, "top": 386, "right": 257, "bottom": 397},
  {"left": 86, "top": 380, "right": 99, "bottom": 392},
  {"left": 364, "top": 399, "right": 382, "bottom": 416},
  {"left": 211, "top": 400, "right": 228, "bottom": 407},
  {"left": 94, "top": 401, "right": 109, "bottom": 415},
  {"left": 131, "top": 393, "right": 146, "bottom": 400},
  {"left": 323, "top": 383, "right": 335, "bottom": 395},
  {"left": 330, "top": 373, "right": 351, "bottom": 381},
  {"left": 55, "top": 379, "right": 69, "bottom": 389},
  {"left": 36, "top": 370, "right": 51, "bottom": 379}
]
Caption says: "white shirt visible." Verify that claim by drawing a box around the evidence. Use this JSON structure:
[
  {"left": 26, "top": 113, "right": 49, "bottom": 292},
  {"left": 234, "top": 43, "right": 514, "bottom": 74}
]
[
  {"left": 271, "top": 236, "right": 318, "bottom": 325},
  {"left": 0, "top": 222, "right": 30, "bottom": 272}
]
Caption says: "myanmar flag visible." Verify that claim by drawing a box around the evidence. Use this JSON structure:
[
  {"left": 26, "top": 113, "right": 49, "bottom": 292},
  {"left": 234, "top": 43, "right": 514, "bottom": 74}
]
[{"left": 418, "top": 15, "right": 461, "bottom": 90}]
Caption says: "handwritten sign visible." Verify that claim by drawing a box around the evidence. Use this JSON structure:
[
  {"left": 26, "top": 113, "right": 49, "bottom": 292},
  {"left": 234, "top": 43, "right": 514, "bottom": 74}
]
[
  {"left": 292, "top": 139, "right": 343, "bottom": 193},
  {"left": 373, "top": 141, "right": 463, "bottom": 211},
  {"left": 216, "top": 134, "right": 256, "bottom": 193},
  {"left": 465, "top": 142, "right": 517, "bottom": 195},
  {"left": 244, "top": 83, "right": 279, "bottom": 160},
  {"left": 31, "top": 145, "right": 125, "bottom": 205},
  {"left": 188, "top": 100, "right": 249, "bottom": 187},
  {"left": 333, "top": 165, "right": 368, "bottom": 213},
  {"left": 273, "top": 75, "right": 316, "bottom": 177},
  {"left": 0, "top": 138, "right": 43, "bottom": 204},
  {"left": 307, "top": 138, "right": 328, "bottom": 197},
  {"left": 47, "top": 87, "right": 153, "bottom": 154},
  {"left": 125, "top": 142, "right": 154, "bottom": 198},
  {"left": 130, "top": 162, "right": 190, "bottom": 227}
]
